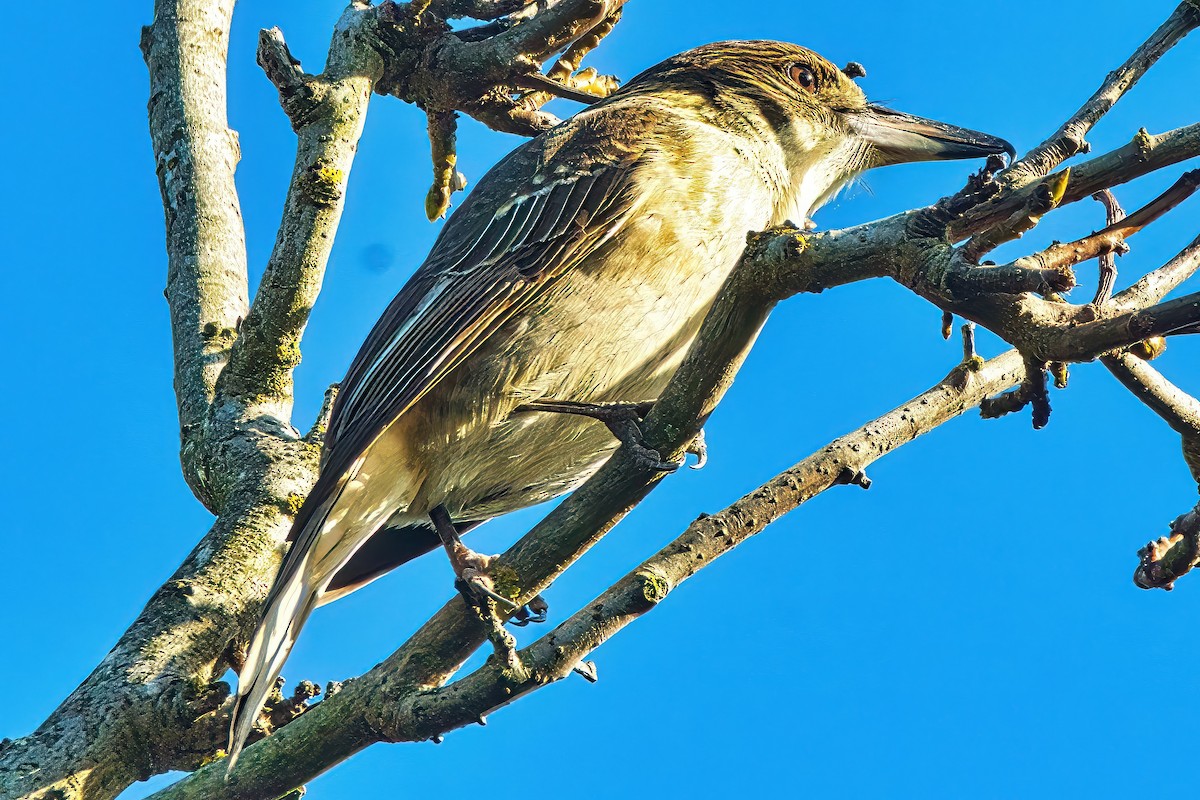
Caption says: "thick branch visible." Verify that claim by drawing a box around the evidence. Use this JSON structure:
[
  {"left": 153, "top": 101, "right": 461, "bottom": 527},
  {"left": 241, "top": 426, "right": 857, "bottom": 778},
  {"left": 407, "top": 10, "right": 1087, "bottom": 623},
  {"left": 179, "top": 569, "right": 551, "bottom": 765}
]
[
  {"left": 1001, "top": 0, "right": 1200, "bottom": 188},
  {"left": 382, "top": 0, "right": 628, "bottom": 138},
  {"left": 0, "top": 433, "right": 317, "bottom": 800},
  {"left": 0, "top": 7, "right": 391, "bottom": 800},
  {"left": 141, "top": 0, "right": 249, "bottom": 504}
]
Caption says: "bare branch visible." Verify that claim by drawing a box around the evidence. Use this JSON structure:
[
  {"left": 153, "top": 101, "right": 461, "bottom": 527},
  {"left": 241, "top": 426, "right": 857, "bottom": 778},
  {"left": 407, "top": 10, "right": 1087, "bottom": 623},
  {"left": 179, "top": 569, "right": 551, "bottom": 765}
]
[
  {"left": 960, "top": 169, "right": 1070, "bottom": 263},
  {"left": 216, "top": 18, "right": 384, "bottom": 417},
  {"left": 1103, "top": 350, "right": 1200, "bottom": 436},
  {"left": 424, "top": 110, "right": 462, "bottom": 221},
  {"left": 953, "top": 122, "right": 1200, "bottom": 240},
  {"left": 1109, "top": 233, "right": 1200, "bottom": 313},
  {"left": 1002, "top": 1, "right": 1200, "bottom": 187},
  {"left": 463, "top": 0, "right": 622, "bottom": 66},
  {"left": 517, "top": 8, "right": 622, "bottom": 108},
  {"left": 1103, "top": 351, "right": 1200, "bottom": 484},
  {"left": 146, "top": 346, "right": 1028, "bottom": 799},
  {"left": 429, "top": 0, "right": 534, "bottom": 19},
  {"left": 141, "top": 0, "right": 248, "bottom": 505},
  {"left": 1006, "top": 169, "right": 1198, "bottom": 277},
  {"left": 1091, "top": 189, "right": 1127, "bottom": 305},
  {"left": 306, "top": 384, "right": 340, "bottom": 445}
]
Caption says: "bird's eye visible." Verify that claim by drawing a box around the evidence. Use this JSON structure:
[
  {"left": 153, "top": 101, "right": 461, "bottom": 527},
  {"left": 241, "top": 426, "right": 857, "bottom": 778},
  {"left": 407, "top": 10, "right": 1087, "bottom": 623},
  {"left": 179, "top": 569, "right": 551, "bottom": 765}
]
[{"left": 788, "top": 64, "right": 818, "bottom": 92}]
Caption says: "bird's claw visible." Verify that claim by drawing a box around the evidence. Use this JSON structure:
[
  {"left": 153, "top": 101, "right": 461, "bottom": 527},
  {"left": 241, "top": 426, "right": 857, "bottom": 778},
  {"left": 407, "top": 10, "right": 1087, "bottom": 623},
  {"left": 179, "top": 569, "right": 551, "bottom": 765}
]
[
  {"left": 686, "top": 429, "right": 707, "bottom": 470},
  {"left": 454, "top": 551, "right": 520, "bottom": 612},
  {"left": 629, "top": 440, "right": 682, "bottom": 472},
  {"left": 510, "top": 594, "right": 550, "bottom": 627},
  {"left": 458, "top": 569, "right": 519, "bottom": 612}
]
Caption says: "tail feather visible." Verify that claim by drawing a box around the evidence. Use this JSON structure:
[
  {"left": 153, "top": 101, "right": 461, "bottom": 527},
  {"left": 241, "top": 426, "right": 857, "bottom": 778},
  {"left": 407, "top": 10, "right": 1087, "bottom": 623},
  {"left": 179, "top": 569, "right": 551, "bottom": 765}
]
[{"left": 226, "top": 566, "right": 318, "bottom": 774}]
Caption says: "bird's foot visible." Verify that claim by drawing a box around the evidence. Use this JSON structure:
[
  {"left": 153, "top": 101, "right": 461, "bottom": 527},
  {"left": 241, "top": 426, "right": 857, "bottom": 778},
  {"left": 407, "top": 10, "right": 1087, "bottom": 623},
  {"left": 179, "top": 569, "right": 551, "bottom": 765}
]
[
  {"left": 450, "top": 548, "right": 519, "bottom": 611},
  {"left": 514, "top": 399, "right": 707, "bottom": 472},
  {"left": 455, "top": 551, "right": 548, "bottom": 625}
]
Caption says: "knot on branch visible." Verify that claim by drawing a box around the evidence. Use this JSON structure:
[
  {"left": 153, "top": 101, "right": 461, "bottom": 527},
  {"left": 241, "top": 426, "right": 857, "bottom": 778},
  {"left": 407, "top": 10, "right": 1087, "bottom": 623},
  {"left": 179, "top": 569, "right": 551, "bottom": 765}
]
[{"left": 1135, "top": 528, "right": 1199, "bottom": 591}]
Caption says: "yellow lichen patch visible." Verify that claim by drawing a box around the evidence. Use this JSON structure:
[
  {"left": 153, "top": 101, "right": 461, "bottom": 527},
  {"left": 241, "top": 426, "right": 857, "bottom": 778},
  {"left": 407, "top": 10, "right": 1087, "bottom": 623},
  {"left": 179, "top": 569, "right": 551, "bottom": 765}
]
[
  {"left": 1045, "top": 167, "right": 1070, "bottom": 207},
  {"left": 637, "top": 570, "right": 669, "bottom": 604},
  {"left": 1129, "top": 336, "right": 1167, "bottom": 361},
  {"left": 284, "top": 492, "right": 305, "bottom": 517},
  {"left": 487, "top": 563, "right": 523, "bottom": 601},
  {"left": 276, "top": 338, "right": 302, "bottom": 369},
  {"left": 301, "top": 160, "right": 346, "bottom": 206}
]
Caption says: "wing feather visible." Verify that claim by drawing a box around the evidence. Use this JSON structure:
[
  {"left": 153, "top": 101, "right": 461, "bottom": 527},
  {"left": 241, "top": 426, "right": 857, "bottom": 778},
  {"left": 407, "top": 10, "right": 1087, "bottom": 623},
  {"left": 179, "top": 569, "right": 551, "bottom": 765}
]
[{"left": 280, "top": 157, "right": 643, "bottom": 573}]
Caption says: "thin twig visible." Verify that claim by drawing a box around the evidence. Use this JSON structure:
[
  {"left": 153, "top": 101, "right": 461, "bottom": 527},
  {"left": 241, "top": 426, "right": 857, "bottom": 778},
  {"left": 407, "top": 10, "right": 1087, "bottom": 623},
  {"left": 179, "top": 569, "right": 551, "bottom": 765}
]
[
  {"left": 1091, "top": 189, "right": 1127, "bottom": 306},
  {"left": 1002, "top": 1, "right": 1200, "bottom": 187},
  {"left": 1007, "top": 169, "right": 1199, "bottom": 277},
  {"left": 951, "top": 123, "right": 1200, "bottom": 240},
  {"left": 519, "top": 9, "right": 621, "bottom": 109},
  {"left": 425, "top": 110, "right": 461, "bottom": 221}
]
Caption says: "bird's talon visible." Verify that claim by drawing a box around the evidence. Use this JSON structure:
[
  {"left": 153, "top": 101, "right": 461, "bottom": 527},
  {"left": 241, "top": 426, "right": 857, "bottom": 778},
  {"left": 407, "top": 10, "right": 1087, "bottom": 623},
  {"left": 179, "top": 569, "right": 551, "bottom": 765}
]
[
  {"left": 509, "top": 597, "right": 548, "bottom": 627},
  {"left": 527, "top": 594, "right": 549, "bottom": 616},
  {"left": 686, "top": 430, "right": 708, "bottom": 470}
]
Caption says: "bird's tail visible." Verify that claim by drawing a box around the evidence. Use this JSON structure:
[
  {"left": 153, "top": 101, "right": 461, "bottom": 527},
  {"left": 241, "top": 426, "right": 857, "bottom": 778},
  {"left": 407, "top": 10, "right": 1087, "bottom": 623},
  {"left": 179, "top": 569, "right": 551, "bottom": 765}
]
[
  {"left": 225, "top": 568, "right": 317, "bottom": 774},
  {"left": 225, "top": 476, "right": 345, "bottom": 776}
]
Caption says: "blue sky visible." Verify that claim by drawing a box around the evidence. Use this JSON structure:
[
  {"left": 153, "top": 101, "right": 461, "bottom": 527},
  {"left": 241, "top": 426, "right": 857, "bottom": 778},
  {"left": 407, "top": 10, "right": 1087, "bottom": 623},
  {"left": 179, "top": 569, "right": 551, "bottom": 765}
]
[{"left": 3, "top": 1, "right": 1199, "bottom": 797}]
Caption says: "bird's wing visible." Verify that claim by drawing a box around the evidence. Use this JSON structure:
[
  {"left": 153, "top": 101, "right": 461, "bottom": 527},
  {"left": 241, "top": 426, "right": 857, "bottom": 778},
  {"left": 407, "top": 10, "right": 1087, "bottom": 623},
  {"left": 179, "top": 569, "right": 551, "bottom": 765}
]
[
  {"left": 280, "top": 135, "right": 647, "bottom": 578},
  {"left": 328, "top": 163, "right": 639, "bottom": 466}
]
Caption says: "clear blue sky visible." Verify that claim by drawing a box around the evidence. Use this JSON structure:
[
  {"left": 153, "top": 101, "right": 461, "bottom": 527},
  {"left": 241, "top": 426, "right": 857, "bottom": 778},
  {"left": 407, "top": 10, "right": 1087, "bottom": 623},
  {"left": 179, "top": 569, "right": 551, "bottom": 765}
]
[{"left": 3, "top": 1, "right": 1199, "bottom": 797}]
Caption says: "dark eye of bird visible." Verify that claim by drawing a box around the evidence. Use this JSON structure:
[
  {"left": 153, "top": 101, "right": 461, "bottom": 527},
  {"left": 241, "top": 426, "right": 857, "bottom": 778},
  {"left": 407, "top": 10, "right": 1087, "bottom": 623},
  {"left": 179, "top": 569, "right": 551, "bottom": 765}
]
[{"left": 788, "top": 64, "right": 817, "bottom": 92}]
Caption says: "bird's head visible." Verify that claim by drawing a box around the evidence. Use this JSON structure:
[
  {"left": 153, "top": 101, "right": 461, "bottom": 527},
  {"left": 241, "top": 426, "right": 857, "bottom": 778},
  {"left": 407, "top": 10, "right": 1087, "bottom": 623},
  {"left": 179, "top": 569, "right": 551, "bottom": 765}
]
[{"left": 625, "top": 41, "right": 1015, "bottom": 222}]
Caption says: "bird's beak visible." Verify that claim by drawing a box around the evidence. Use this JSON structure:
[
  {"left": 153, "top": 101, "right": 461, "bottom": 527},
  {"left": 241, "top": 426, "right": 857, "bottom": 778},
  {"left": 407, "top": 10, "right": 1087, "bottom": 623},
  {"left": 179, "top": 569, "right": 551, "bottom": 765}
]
[{"left": 847, "top": 104, "right": 1016, "bottom": 166}]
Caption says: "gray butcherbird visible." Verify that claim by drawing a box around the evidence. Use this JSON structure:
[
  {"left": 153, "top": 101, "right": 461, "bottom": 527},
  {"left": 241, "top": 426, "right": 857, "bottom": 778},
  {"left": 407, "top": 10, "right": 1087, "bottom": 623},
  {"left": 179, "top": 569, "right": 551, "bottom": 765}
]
[{"left": 228, "top": 40, "right": 1013, "bottom": 767}]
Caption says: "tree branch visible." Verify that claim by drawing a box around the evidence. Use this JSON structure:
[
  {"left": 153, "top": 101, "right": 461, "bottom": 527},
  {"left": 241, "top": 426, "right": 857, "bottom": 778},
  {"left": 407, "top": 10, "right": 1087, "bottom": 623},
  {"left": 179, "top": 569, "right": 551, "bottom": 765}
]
[
  {"left": 1104, "top": 351, "right": 1200, "bottom": 487},
  {"left": 1001, "top": 0, "right": 1200, "bottom": 188},
  {"left": 140, "top": 0, "right": 248, "bottom": 506},
  {"left": 1134, "top": 501, "right": 1200, "bottom": 590},
  {"left": 952, "top": 122, "right": 1200, "bottom": 241},
  {"left": 17, "top": 1, "right": 1200, "bottom": 796},
  {"left": 148, "top": 345, "right": 1028, "bottom": 799},
  {"left": 151, "top": 166, "right": 1200, "bottom": 794},
  {"left": 216, "top": 15, "right": 384, "bottom": 420}
]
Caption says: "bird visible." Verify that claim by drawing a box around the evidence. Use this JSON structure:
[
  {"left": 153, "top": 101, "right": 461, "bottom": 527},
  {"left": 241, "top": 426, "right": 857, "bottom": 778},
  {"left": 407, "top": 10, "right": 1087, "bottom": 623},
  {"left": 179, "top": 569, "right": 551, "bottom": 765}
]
[{"left": 227, "top": 39, "right": 1014, "bottom": 768}]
